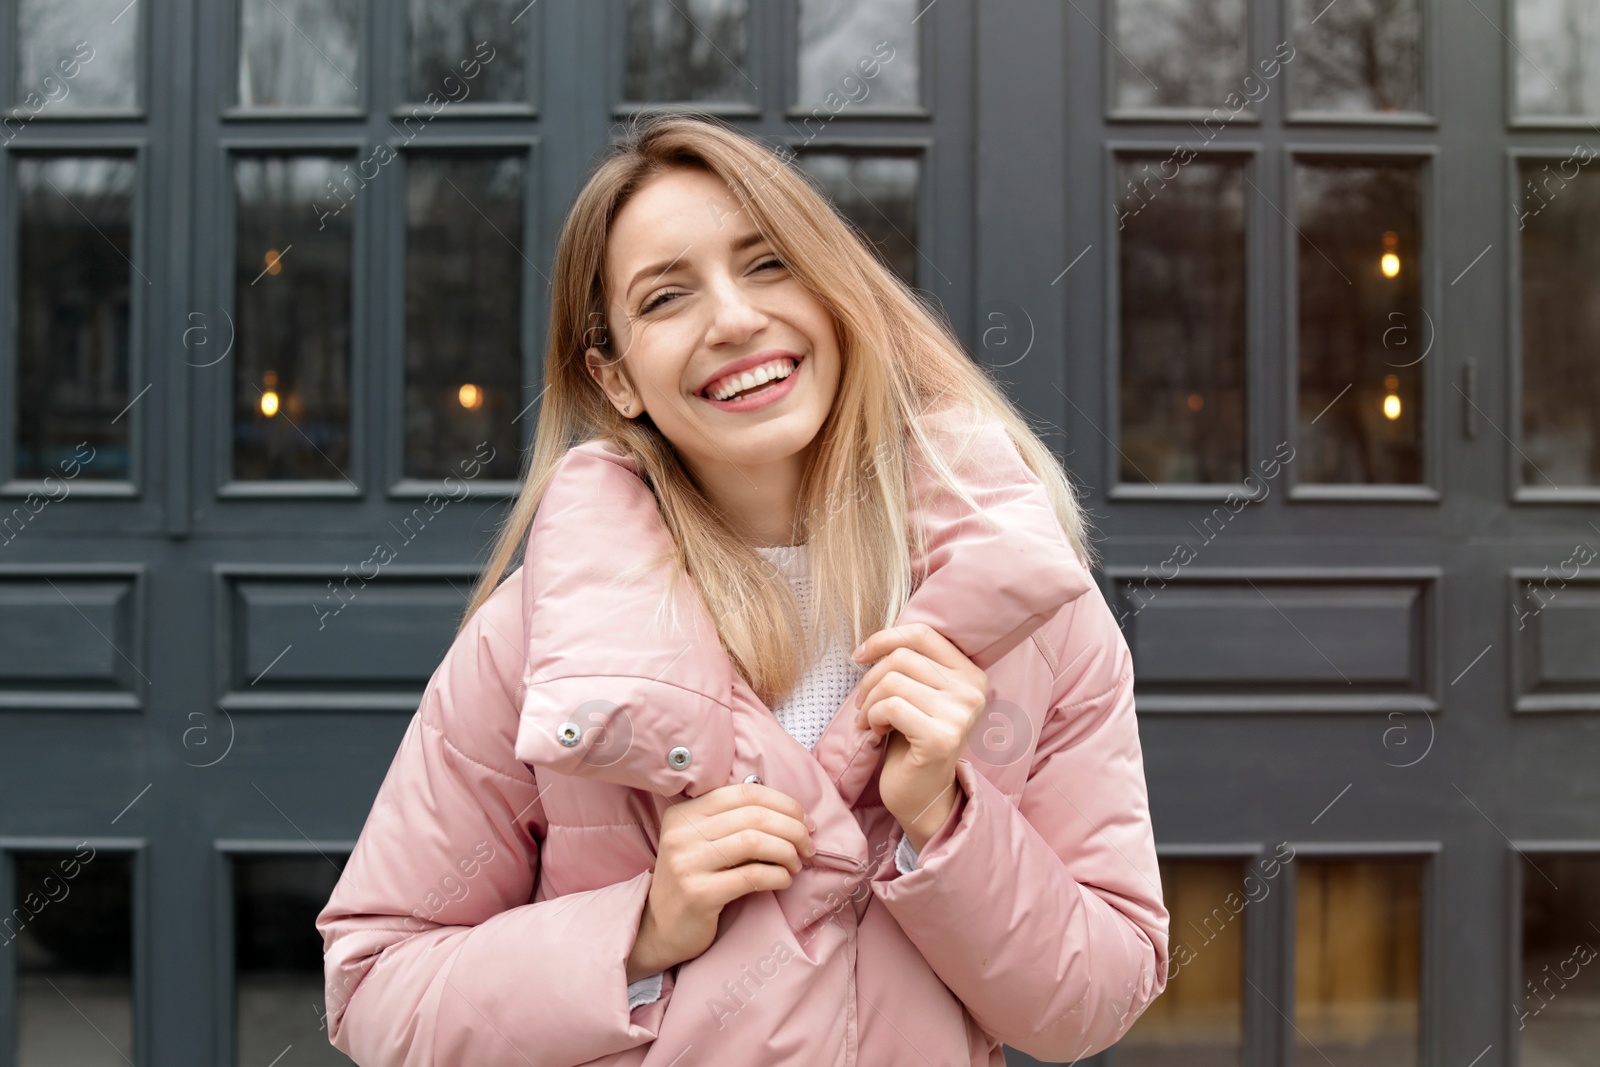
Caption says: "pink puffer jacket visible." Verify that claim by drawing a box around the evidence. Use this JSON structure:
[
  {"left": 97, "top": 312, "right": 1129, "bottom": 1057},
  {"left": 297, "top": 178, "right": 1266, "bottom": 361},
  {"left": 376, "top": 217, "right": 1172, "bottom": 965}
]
[{"left": 317, "top": 408, "right": 1169, "bottom": 1066}]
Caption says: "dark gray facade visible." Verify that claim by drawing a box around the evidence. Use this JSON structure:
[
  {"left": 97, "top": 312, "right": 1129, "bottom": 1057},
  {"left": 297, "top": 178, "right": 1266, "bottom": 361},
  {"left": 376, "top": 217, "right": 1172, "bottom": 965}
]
[{"left": 1, "top": 1, "right": 1597, "bottom": 1065}]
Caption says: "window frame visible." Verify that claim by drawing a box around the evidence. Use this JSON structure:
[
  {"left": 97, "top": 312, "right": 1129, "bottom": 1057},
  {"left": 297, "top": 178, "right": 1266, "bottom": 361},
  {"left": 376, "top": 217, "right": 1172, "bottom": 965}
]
[
  {"left": 1, "top": 140, "right": 149, "bottom": 498},
  {"left": 385, "top": 136, "right": 537, "bottom": 501},
  {"left": 0, "top": 837, "right": 148, "bottom": 1067},
  {"left": 213, "top": 840, "right": 353, "bottom": 1067},
  {"left": 1281, "top": 143, "right": 1442, "bottom": 502},
  {"left": 1277, "top": 842, "right": 1441, "bottom": 1067},
  {"left": 1504, "top": 145, "right": 1600, "bottom": 505},
  {"left": 1103, "top": 140, "right": 1264, "bottom": 501}
]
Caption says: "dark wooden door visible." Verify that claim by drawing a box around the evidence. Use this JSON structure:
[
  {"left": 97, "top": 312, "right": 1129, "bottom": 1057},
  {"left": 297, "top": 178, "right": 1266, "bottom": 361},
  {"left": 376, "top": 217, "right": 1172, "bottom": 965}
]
[
  {"left": 0, "top": 1, "right": 979, "bottom": 1064},
  {"left": 977, "top": 1, "right": 1600, "bottom": 1065}
]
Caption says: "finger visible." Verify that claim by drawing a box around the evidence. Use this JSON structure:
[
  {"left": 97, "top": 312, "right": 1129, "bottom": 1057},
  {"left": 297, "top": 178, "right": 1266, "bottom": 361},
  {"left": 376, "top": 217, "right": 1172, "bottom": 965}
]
[
  {"left": 736, "top": 782, "right": 816, "bottom": 830},
  {"left": 682, "top": 805, "right": 814, "bottom": 856},
  {"left": 866, "top": 684, "right": 974, "bottom": 749},
  {"left": 851, "top": 627, "right": 972, "bottom": 710},
  {"left": 852, "top": 646, "right": 937, "bottom": 704},
  {"left": 853, "top": 622, "right": 968, "bottom": 686},
  {"left": 857, "top": 674, "right": 963, "bottom": 735},
  {"left": 672, "top": 805, "right": 809, "bottom": 902},
  {"left": 860, "top": 694, "right": 943, "bottom": 740},
  {"left": 698, "top": 827, "right": 806, "bottom": 875},
  {"left": 670, "top": 809, "right": 774, "bottom": 899},
  {"left": 693, "top": 782, "right": 815, "bottom": 831},
  {"left": 704, "top": 863, "right": 795, "bottom": 904},
  {"left": 855, "top": 652, "right": 959, "bottom": 717}
]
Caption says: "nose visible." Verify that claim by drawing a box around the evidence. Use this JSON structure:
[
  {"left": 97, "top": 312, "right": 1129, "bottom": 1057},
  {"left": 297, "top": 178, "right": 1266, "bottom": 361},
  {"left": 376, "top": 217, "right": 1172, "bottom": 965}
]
[{"left": 703, "top": 273, "right": 768, "bottom": 347}]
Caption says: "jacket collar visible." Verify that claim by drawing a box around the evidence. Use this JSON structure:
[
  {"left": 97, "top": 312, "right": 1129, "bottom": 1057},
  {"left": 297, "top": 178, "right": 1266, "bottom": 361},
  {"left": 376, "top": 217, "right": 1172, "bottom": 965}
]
[{"left": 513, "top": 409, "right": 1095, "bottom": 803}]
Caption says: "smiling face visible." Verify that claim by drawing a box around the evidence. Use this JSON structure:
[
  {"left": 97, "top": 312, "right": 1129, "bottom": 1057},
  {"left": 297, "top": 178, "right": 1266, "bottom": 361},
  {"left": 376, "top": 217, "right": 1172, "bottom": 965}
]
[{"left": 586, "top": 165, "right": 844, "bottom": 545}]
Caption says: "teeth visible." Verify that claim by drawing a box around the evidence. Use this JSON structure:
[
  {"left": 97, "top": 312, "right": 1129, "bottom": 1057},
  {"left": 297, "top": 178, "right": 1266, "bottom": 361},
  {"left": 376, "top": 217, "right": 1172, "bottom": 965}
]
[{"left": 707, "top": 358, "right": 796, "bottom": 401}]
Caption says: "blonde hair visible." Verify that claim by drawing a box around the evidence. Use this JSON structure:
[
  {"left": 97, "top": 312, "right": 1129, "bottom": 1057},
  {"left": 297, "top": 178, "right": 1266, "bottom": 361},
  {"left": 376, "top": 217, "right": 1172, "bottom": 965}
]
[{"left": 456, "top": 109, "right": 1098, "bottom": 709}]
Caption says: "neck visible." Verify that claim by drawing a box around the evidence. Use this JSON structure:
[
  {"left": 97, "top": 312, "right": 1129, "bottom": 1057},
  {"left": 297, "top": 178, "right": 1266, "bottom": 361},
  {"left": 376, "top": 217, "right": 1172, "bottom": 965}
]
[{"left": 689, "top": 447, "right": 813, "bottom": 547}]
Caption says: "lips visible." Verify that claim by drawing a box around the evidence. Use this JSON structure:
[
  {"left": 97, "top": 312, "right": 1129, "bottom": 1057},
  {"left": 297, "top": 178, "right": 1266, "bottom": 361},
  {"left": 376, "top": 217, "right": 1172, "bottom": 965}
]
[
  {"left": 696, "top": 354, "right": 804, "bottom": 412},
  {"left": 695, "top": 350, "right": 805, "bottom": 398}
]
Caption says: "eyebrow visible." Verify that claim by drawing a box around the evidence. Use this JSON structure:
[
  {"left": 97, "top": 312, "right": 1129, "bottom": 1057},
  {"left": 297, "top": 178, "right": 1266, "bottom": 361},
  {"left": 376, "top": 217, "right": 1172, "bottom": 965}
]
[{"left": 623, "top": 229, "right": 770, "bottom": 301}]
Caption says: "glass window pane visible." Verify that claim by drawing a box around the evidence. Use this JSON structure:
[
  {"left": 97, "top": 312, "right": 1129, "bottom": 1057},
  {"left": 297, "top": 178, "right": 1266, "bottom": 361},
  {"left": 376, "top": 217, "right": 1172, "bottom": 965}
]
[
  {"left": 16, "top": 0, "right": 137, "bottom": 111},
  {"left": 1295, "top": 159, "right": 1424, "bottom": 485},
  {"left": 233, "top": 157, "right": 353, "bottom": 482},
  {"left": 1117, "top": 155, "right": 1246, "bottom": 485},
  {"left": 1117, "top": 858, "right": 1245, "bottom": 1067},
  {"left": 1519, "top": 854, "right": 1600, "bottom": 1063},
  {"left": 14, "top": 849, "right": 134, "bottom": 1067},
  {"left": 234, "top": 854, "right": 353, "bottom": 1066},
  {"left": 15, "top": 156, "right": 135, "bottom": 480},
  {"left": 797, "top": 0, "right": 917, "bottom": 112},
  {"left": 408, "top": 0, "right": 526, "bottom": 103},
  {"left": 1292, "top": 0, "right": 1423, "bottom": 114},
  {"left": 236, "top": 0, "right": 360, "bottom": 109},
  {"left": 624, "top": 0, "right": 753, "bottom": 104},
  {"left": 1113, "top": 0, "right": 1247, "bottom": 111},
  {"left": 1515, "top": 0, "right": 1600, "bottom": 118},
  {"left": 1519, "top": 161, "right": 1600, "bottom": 487},
  {"left": 1294, "top": 857, "right": 1423, "bottom": 1067},
  {"left": 405, "top": 154, "right": 523, "bottom": 481},
  {"left": 797, "top": 152, "right": 919, "bottom": 288}
]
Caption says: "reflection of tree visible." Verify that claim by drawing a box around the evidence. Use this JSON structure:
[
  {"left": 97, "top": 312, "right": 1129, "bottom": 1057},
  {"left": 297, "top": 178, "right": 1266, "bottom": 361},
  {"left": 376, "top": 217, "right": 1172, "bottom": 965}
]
[
  {"left": 238, "top": 0, "right": 360, "bottom": 109},
  {"left": 1520, "top": 165, "right": 1600, "bottom": 486},
  {"left": 625, "top": 0, "right": 751, "bottom": 104},
  {"left": 1296, "top": 162, "right": 1423, "bottom": 484},
  {"left": 16, "top": 0, "right": 137, "bottom": 109},
  {"left": 15, "top": 159, "right": 135, "bottom": 478},
  {"left": 797, "top": 0, "right": 916, "bottom": 109},
  {"left": 1116, "top": 0, "right": 1245, "bottom": 110},
  {"left": 234, "top": 158, "right": 354, "bottom": 480},
  {"left": 1516, "top": 0, "right": 1600, "bottom": 117},
  {"left": 1118, "top": 160, "right": 1246, "bottom": 484},
  {"left": 1295, "top": 0, "right": 1421, "bottom": 113},
  {"left": 410, "top": 0, "right": 524, "bottom": 102},
  {"left": 404, "top": 157, "right": 522, "bottom": 481},
  {"left": 799, "top": 154, "right": 918, "bottom": 288}
]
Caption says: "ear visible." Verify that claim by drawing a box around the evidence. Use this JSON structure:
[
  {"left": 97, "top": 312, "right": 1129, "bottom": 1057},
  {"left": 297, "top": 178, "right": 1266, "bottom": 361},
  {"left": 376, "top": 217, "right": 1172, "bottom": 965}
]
[{"left": 586, "top": 345, "right": 636, "bottom": 412}]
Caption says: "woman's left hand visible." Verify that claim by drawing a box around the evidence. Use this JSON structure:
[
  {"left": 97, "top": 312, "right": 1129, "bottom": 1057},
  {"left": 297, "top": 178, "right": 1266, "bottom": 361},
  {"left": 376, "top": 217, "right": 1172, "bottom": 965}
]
[{"left": 851, "top": 622, "right": 989, "bottom": 853}]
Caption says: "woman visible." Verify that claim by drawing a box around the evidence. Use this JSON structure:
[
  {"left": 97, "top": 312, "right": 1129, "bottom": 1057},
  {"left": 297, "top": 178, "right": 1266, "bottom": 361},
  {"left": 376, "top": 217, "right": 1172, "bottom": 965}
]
[{"left": 317, "top": 111, "right": 1167, "bottom": 1066}]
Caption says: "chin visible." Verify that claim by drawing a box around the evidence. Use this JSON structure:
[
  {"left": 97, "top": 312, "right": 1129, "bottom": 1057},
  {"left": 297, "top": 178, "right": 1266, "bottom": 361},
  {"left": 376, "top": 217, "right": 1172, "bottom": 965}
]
[{"left": 719, "top": 423, "right": 823, "bottom": 463}]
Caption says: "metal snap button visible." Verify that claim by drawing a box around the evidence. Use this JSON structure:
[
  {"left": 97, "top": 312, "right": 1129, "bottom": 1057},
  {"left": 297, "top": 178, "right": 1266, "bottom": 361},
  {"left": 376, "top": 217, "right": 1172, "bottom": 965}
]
[
  {"left": 743, "top": 774, "right": 762, "bottom": 785},
  {"left": 667, "top": 746, "right": 692, "bottom": 769},
  {"left": 557, "top": 722, "right": 581, "bottom": 747}
]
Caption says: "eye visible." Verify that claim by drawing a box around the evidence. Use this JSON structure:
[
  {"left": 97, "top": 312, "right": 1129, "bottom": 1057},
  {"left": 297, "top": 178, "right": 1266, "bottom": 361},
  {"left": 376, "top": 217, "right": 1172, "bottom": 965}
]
[
  {"left": 640, "top": 290, "right": 682, "bottom": 314},
  {"left": 754, "top": 256, "right": 785, "bottom": 272}
]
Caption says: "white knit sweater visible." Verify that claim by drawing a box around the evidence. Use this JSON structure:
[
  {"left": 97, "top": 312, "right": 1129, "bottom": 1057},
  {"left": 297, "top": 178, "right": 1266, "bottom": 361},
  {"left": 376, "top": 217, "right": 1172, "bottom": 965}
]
[
  {"left": 752, "top": 542, "right": 868, "bottom": 753},
  {"left": 626, "top": 542, "right": 921, "bottom": 1008}
]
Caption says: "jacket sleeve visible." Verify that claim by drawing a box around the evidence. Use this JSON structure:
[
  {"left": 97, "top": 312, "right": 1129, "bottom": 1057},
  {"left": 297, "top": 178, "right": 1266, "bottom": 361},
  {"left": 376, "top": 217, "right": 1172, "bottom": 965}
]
[
  {"left": 316, "top": 619, "right": 675, "bottom": 1067},
  {"left": 868, "top": 582, "right": 1170, "bottom": 1061}
]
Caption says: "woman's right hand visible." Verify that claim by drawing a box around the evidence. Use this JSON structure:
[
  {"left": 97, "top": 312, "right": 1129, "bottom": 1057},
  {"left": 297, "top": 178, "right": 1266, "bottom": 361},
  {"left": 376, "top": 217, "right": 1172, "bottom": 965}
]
[{"left": 626, "top": 782, "right": 816, "bottom": 983}]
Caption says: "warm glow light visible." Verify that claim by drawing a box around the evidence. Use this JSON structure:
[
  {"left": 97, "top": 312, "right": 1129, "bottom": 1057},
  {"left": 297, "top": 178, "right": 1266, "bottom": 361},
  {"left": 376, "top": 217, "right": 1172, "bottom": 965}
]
[
  {"left": 1383, "top": 394, "right": 1402, "bottom": 420},
  {"left": 264, "top": 249, "right": 284, "bottom": 276},
  {"left": 1381, "top": 230, "right": 1401, "bottom": 278},
  {"left": 1186, "top": 393, "right": 1204, "bottom": 412},
  {"left": 260, "top": 390, "right": 280, "bottom": 417},
  {"left": 1384, "top": 374, "right": 1400, "bottom": 391},
  {"left": 458, "top": 383, "right": 482, "bottom": 410}
]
